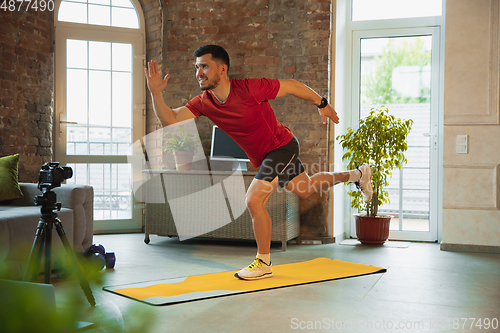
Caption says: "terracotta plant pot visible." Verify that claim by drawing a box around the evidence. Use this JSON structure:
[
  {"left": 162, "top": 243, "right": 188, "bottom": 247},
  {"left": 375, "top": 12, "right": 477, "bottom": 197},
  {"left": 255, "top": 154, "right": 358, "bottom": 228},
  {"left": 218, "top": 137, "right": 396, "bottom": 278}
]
[
  {"left": 355, "top": 214, "right": 392, "bottom": 244},
  {"left": 174, "top": 151, "right": 194, "bottom": 171}
]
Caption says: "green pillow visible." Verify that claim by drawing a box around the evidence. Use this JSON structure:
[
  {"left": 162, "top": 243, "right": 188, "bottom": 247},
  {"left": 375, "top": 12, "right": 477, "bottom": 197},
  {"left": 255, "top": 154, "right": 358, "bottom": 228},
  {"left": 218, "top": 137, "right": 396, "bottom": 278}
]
[{"left": 0, "top": 154, "right": 24, "bottom": 202}]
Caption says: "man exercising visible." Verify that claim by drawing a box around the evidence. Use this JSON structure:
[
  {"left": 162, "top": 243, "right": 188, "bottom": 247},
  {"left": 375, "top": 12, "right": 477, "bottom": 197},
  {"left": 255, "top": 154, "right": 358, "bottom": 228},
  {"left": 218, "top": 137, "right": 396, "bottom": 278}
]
[{"left": 145, "top": 45, "right": 372, "bottom": 280}]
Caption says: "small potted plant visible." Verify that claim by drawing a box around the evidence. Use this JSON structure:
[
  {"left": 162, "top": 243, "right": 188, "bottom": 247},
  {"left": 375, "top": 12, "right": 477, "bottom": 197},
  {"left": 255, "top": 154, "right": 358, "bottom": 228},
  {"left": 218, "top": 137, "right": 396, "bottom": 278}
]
[
  {"left": 336, "top": 106, "right": 413, "bottom": 244},
  {"left": 163, "top": 125, "right": 199, "bottom": 171}
]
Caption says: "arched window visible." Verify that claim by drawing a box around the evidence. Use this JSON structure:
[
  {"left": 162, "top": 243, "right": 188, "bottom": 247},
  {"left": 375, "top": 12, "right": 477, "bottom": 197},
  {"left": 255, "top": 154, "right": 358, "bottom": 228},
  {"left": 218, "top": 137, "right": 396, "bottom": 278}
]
[
  {"left": 54, "top": 0, "right": 146, "bottom": 232},
  {"left": 58, "top": 0, "right": 139, "bottom": 28}
]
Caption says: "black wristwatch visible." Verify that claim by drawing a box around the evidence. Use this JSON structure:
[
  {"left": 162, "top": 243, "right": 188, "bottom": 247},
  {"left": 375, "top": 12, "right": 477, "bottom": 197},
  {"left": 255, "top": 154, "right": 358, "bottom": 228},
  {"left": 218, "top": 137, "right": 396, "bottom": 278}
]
[{"left": 317, "top": 97, "right": 328, "bottom": 109}]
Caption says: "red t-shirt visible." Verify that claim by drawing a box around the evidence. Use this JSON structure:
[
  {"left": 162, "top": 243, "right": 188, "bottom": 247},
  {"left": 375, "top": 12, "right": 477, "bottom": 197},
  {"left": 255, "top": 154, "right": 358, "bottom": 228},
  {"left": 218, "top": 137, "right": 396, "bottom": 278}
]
[{"left": 185, "top": 78, "right": 294, "bottom": 167}]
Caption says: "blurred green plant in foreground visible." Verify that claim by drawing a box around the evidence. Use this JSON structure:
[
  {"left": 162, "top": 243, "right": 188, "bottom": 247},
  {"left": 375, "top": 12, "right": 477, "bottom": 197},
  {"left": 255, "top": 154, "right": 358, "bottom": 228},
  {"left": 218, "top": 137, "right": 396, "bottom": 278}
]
[{"left": 0, "top": 242, "right": 157, "bottom": 333}]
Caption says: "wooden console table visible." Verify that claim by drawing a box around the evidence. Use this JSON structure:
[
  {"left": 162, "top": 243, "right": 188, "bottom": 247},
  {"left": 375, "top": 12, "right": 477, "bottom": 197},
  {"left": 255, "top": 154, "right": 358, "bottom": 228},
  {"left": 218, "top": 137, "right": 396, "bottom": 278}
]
[{"left": 142, "top": 169, "right": 300, "bottom": 251}]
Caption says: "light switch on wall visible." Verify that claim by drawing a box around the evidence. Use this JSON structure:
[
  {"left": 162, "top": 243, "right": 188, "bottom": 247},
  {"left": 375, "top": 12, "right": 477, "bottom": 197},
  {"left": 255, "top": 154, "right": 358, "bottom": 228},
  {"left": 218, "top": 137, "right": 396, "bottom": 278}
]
[{"left": 456, "top": 135, "right": 468, "bottom": 154}]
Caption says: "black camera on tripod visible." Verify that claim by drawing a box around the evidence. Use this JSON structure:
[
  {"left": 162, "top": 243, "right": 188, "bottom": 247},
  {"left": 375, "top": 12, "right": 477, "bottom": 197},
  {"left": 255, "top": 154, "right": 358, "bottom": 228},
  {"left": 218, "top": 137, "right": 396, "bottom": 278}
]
[
  {"left": 37, "top": 162, "right": 73, "bottom": 191},
  {"left": 35, "top": 163, "right": 73, "bottom": 212},
  {"left": 24, "top": 162, "right": 95, "bottom": 306}
]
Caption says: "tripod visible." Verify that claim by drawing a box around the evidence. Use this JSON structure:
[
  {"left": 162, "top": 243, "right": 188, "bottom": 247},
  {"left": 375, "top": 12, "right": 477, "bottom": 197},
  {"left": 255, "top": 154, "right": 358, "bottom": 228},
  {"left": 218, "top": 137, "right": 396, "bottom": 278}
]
[{"left": 23, "top": 188, "right": 96, "bottom": 307}]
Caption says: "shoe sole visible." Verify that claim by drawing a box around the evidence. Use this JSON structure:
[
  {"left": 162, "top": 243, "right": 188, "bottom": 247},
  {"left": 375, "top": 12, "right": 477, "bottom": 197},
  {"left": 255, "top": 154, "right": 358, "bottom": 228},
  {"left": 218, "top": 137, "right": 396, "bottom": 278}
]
[{"left": 234, "top": 272, "right": 273, "bottom": 281}]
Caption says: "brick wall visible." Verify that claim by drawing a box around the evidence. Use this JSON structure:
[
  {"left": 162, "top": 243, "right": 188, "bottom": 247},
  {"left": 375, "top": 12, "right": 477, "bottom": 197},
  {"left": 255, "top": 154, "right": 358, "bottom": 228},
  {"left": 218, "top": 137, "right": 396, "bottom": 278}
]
[
  {"left": 0, "top": 11, "right": 54, "bottom": 182},
  {"left": 143, "top": 0, "right": 164, "bottom": 134},
  {"left": 153, "top": 0, "right": 332, "bottom": 237}
]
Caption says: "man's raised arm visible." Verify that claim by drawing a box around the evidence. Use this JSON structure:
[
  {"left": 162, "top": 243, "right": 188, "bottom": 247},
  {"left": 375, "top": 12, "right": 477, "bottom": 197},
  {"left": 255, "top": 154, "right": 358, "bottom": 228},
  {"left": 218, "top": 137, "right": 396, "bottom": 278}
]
[
  {"left": 277, "top": 79, "right": 339, "bottom": 125},
  {"left": 144, "top": 60, "right": 196, "bottom": 127}
]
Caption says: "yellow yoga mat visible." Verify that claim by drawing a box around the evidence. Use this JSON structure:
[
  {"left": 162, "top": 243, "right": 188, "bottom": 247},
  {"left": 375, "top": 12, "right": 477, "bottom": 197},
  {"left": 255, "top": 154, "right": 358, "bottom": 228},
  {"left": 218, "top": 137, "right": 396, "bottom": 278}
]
[{"left": 103, "top": 258, "right": 386, "bottom": 306}]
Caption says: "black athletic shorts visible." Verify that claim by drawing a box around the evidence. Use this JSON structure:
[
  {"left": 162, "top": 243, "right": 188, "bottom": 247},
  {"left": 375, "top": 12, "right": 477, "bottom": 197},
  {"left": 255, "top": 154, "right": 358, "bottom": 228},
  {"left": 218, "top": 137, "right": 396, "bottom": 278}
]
[{"left": 255, "top": 136, "right": 305, "bottom": 188}]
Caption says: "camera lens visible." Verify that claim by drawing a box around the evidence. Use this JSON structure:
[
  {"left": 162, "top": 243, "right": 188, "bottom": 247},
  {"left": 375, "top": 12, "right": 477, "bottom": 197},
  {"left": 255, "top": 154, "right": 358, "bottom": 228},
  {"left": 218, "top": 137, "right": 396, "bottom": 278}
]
[{"left": 59, "top": 166, "right": 73, "bottom": 180}]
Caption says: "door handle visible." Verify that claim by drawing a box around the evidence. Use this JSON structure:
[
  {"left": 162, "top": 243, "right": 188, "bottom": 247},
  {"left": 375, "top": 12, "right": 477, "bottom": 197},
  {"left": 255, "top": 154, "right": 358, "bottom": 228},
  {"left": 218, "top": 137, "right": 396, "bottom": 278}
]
[{"left": 58, "top": 113, "right": 79, "bottom": 138}]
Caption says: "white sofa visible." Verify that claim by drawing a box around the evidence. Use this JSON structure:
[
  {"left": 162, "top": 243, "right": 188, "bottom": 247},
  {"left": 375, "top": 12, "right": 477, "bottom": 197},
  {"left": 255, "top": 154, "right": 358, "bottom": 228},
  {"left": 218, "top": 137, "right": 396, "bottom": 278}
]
[{"left": 0, "top": 183, "right": 94, "bottom": 277}]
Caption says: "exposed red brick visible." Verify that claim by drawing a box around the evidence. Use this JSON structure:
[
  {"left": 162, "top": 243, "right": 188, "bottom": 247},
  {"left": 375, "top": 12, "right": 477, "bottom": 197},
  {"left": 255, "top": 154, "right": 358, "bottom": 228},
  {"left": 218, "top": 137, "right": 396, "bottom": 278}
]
[
  {"left": 0, "top": 11, "right": 54, "bottom": 182},
  {"left": 0, "top": 34, "right": 16, "bottom": 46},
  {"left": 246, "top": 56, "right": 274, "bottom": 65},
  {"left": 203, "top": 11, "right": 217, "bottom": 18},
  {"left": 204, "top": 27, "right": 218, "bottom": 35}
]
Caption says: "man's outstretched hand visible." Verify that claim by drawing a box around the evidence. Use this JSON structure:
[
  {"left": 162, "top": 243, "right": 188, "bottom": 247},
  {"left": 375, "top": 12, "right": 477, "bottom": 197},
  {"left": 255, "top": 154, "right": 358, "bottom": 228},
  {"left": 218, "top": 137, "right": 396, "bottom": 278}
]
[
  {"left": 144, "top": 60, "right": 170, "bottom": 95},
  {"left": 319, "top": 104, "right": 339, "bottom": 125}
]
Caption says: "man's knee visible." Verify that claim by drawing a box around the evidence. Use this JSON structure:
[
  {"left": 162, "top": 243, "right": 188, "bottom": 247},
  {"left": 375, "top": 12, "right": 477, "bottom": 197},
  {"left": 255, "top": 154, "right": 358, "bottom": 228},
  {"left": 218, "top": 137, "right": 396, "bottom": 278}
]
[
  {"left": 245, "top": 192, "right": 265, "bottom": 211},
  {"left": 246, "top": 180, "right": 275, "bottom": 213}
]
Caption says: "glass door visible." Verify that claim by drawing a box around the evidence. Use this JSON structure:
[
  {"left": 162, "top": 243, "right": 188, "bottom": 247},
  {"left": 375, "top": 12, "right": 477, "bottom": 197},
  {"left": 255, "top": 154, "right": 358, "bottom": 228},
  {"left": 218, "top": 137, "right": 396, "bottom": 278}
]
[{"left": 351, "top": 28, "right": 440, "bottom": 241}]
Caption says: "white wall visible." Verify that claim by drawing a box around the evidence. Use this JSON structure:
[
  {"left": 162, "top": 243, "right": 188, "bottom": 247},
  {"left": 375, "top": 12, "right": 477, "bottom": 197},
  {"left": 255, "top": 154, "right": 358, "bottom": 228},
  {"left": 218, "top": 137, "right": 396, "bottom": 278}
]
[{"left": 442, "top": 0, "right": 500, "bottom": 249}]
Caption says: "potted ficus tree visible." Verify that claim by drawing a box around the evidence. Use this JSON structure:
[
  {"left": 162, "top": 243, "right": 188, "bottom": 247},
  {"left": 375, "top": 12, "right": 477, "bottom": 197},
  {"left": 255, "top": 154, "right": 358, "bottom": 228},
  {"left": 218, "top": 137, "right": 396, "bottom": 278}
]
[
  {"left": 337, "top": 106, "right": 413, "bottom": 244},
  {"left": 164, "top": 125, "right": 199, "bottom": 171}
]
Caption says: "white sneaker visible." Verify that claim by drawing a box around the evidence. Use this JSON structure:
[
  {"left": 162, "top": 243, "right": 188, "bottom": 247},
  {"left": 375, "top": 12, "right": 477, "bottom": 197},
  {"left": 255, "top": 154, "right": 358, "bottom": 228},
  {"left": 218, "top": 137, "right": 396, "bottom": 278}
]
[
  {"left": 355, "top": 164, "right": 373, "bottom": 203},
  {"left": 234, "top": 258, "right": 273, "bottom": 280}
]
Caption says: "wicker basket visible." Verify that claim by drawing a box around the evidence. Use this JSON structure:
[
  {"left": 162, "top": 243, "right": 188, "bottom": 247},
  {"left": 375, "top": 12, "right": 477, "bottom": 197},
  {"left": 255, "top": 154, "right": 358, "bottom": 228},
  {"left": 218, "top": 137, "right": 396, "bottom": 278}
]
[{"left": 143, "top": 170, "right": 300, "bottom": 251}]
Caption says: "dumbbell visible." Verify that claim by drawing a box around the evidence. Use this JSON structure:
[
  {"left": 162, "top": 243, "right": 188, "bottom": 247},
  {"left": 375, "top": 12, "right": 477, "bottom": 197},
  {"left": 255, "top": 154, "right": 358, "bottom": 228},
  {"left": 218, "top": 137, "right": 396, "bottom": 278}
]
[{"left": 83, "top": 244, "right": 116, "bottom": 271}]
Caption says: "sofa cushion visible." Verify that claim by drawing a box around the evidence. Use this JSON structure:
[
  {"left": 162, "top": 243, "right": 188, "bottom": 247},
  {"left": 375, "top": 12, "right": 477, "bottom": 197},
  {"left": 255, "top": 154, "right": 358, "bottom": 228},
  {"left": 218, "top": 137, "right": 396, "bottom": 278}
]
[{"left": 0, "top": 154, "right": 23, "bottom": 202}]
